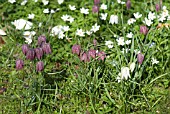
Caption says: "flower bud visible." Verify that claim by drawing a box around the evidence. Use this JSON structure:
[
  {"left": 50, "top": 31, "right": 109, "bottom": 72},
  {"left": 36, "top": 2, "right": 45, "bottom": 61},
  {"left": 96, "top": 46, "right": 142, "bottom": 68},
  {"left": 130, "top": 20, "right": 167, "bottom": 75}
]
[
  {"left": 80, "top": 52, "right": 90, "bottom": 62},
  {"left": 38, "top": 35, "right": 46, "bottom": 46},
  {"left": 16, "top": 59, "right": 24, "bottom": 70},
  {"left": 42, "top": 43, "right": 52, "bottom": 54},
  {"left": 126, "top": 0, "right": 131, "bottom": 10},
  {"left": 22, "top": 44, "right": 29, "bottom": 55},
  {"left": 87, "top": 49, "right": 96, "bottom": 59},
  {"left": 36, "top": 61, "right": 44, "bottom": 72},
  {"left": 155, "top": 4, "right": 160, "bottom": 12},
  {"left": 26, "top": 49, "right": 35, "bottom": 60},
  {"left": 97, "top": 51, "right": 106, "bottom": 61},
  {"left": 35, "top": 48, "right": 43, "bottom": 60},
  {"left": 137, "top": 53, "right": 144, "bottom": 65},
  {"left": 140, "top": 25, "right": 148, "bottom": 35},
  {"left": 92, "top": 5, "right": 99, "bottom": 13},
  {"left": 72, "top": 44, "right": 81, "bottom": 55},
  {"left": 94, "top": 0, "right": 100, "bottom": 5},
  {"left": 93, "top": 39, "right": 97, "bottom": 46}
]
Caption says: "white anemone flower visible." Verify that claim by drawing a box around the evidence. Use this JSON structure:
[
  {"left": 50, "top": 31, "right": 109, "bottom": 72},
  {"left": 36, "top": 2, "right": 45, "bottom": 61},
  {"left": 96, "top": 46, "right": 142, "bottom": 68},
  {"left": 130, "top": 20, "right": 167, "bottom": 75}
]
[
  {"left": 116, "top": 37, "right": 125, "bottom": 46},
  {"left": 133, "top": 12, "right": 142, "bottom": 19},
  {"left": 126, "top": 32, "right": 133, "bottom": 38},
  {"left": 69, "top": 5, "right": 76, "bottom": 10},
  {"left": 151, "top": 58, "right": 159, "bottom": 65},
  {"left": 91, "top": 23, "right": 100, "bottom": 33},
  {"left": 8, "top": 0, "right": 16, "bottom": 4},
  {"left": 80, "top": 7, "right": 89, "bottom": 14},
  {"left": 143, "top": 17, "right": 153, "bottom": 26},
  {"left": 105, "top": 40, "right": 113, "bottom": 48},
  {"left": 11, "top": 19, "right": 33, "bottom": 30},
  {"left": 127, "top": 18, "right": 136, "bottom": 25},
  {"left": 100, "top": 13, "right": 108, "bottom": 20},
  {"left": 148, "top": 12, "right": 156, "bottom": 20},
  {"left": 58, "top": 0, "right": 64, "bottom": 4},
  {"left": 100, "top": 3, "right": 107, "bottom": 10},
  {"left": 76, "top": 29, "right": 85, "bottom": 37},
  {"left": 28, "top": 14, "right": 35, "bottom": 19}
]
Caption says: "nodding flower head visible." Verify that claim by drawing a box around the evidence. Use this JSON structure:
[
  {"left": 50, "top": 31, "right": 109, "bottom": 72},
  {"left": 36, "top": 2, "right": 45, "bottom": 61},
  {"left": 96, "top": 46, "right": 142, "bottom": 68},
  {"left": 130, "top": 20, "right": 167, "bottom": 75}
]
[
  {"left": 140, "top": 25, "right": 148, "bottom": 35},
  {"left": 94, "top": 0, "right": 100, "bottom": 5},
  {"left": 35, "top": 48, "right": 43, "bottom": 60},
  {"left": 126, "top": 0, "right": 131, "bottom": 10},
  {"left": 72, "top": 44, "right": 81, "bottom": 55},
  {"left": 87, "top": 49, "right": 96, "bottom": 59},
  {"left": 42, "top": 43, "right": 52, "bottom": 54},
  {"left": 22, "top": 44, "right": 29, "bottom": 55},
  {"left": 97, "top": 51, "right": 106, "bottom": 61},
  {"left": 80, "top": 52, "right": 90, "bottom": 62},
  {"left": 16, "top": 59, "right": 24, "bottom": 70},
  {"left": 36, "top": 61, "right": 44, "bottom": 72},
  {"left": 26, "top": 49, "right": 35, "bottom": 60},
  {"left": 137, "top": 53, "right": 144, "bottom": 65},
  {"left": 38, "top": 35, "right": 46, "bottom": 46},
  {"left": 92, "top": 5, "right": 99, "bottom": 13},
  {"left": 155, "top": 4, "right": 160, "bottom": 12}
]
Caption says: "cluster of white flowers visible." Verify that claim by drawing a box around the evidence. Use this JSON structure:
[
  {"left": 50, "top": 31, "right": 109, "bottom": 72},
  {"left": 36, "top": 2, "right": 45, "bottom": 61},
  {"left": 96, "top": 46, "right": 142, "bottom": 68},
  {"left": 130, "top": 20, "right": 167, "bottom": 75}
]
[
  {"left": 158, "top": 6, "right": 169, "bottom": 22},
  {"left": 43, "top": 9, "right": 56, "bottom": 14},
  {"left": 61, "top": 14, "right": 74, "bottom": 23},
  {"left": 51, "top": 25, "right": 70, "bottom": 39}
]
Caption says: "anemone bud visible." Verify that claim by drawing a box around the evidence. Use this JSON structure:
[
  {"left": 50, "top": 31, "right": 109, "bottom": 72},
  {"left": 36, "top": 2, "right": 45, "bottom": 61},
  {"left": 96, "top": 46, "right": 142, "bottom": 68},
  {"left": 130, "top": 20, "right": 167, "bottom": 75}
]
[{"left": 16, "top": 59, "right": 24, "bottom": 70}]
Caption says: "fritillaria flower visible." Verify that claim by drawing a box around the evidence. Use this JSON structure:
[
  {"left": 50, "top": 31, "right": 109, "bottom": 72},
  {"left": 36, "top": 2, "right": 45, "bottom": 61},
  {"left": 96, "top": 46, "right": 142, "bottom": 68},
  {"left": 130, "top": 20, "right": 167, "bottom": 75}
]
[
  {"left": 88, "top": 49, "right": 96, "bottom": 59},
  {"left": 16, "top": 59, "right": 24, "bottom": 70},
  {"left": 22, "top": 44, "right": 29, "bottom": 55},
  {"left": 38, "top": 35, "right": 46, "bottom": 46},
  {"left": 80, "top": 52, "right": 90, "bottom": 62},
  {"left": 26, "top": 49, "right": 35, "bottom": 60},
  {"left": 155, "top": 4, "right": 160, "bottom": 12},
  {"left": 36, "top": 61, "right": 44, "bottom": 72},
  {"left": 137, "top": 53, "right": 144, "bottom": 65},
  {"left": 93, "top": 39, "right": 97, "bottom": 46},
  {"left": 42, "top": 43, "right": 52, "bottom": 54},
  {"left": 120, "top": 67, "right": 130, "bottom": 80},
  {"left": 126, "top": 0, "right": 131, "bottom": 10},
  {"left": 92, "top": 5, "right": 99, "bottom": 13},
  {"left": 72, "top": 44, "right": 81, "bottom": 55},
  {"left": 97, "top": 51, "right": 106, "bottom": 61},
  {"left": 94, "top": 0, "right": 100, "bottom": 5},
  {"left": 140, "top": 25, "right": 148, "bottom": 35},
  {"left": 35, "top": 48, "right": 43, "bottom": 59}
]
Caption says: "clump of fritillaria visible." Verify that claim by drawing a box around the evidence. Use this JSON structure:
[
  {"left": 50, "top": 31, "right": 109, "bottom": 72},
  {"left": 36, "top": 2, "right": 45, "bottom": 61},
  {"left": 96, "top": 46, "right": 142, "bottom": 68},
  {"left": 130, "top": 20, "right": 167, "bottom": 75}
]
[
  {"left": 15, "top": 35, "right": 52, "bottom": 72},
  {"left": 71, "top": 39, "right": 106, "bottom": 62}
]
